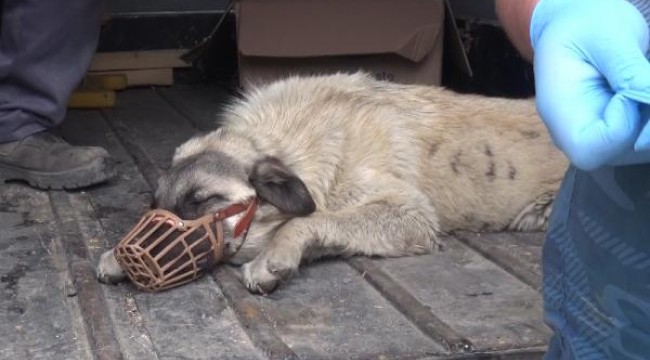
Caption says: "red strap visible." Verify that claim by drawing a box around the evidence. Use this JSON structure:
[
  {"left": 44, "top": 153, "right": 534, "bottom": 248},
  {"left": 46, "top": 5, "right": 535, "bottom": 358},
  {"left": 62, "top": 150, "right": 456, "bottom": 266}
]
[
  {"left": 213, "top": 198, "right": 259, "bottom": 238},
  {"left": 233, "top": 198, "right": 259, "bottom": 238},
  {"left": 214, "top": 202, "right": 249, "bottom": 220}
]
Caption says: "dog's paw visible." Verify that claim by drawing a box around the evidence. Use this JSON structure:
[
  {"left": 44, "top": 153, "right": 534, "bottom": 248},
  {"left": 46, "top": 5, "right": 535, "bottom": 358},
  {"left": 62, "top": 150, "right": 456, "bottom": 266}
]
[
  {"left": 241, "top": 255, "right": 297, "bottom": 295},
  {"left": 96, "top": 249, "right": 127, "bottom": 285},
  {"left": 508, "top": 192, "right": 555, "bottom": 232}
]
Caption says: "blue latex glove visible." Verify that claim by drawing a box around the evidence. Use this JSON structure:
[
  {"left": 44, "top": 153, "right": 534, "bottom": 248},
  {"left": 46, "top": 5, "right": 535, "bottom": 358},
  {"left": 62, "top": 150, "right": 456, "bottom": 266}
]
[{"left": 531, "top": 0, "right": 650, "bottom": 170}]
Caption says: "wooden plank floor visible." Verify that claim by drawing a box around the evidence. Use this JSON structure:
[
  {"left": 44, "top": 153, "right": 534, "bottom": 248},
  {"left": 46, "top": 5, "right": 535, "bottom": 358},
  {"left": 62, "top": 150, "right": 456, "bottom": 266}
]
[{"left": 0, "top": 85, "right": 550, "bottom": 360}]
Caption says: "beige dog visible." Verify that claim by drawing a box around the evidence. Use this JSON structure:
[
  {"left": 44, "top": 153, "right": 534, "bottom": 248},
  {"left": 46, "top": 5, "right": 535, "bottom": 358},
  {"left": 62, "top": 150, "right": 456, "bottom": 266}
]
[{"left": 97, "top": 72, "right": 568, "bottom": 294}]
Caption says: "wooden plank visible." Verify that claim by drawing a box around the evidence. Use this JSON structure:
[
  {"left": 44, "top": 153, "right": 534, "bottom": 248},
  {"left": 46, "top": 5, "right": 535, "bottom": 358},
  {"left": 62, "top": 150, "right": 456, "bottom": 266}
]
[
  {"left": 128, "top": 275, "right": 265, "bottom": 360},
  {"left": 422, "top": 346, "right": 547, "bottom": 360},
  {"left": 373, "top": 237, "right": 550, "bottom": 351},
  {"left": 68, "top": 90, "right": 116, "bottom": 109},
  {"left": 157, "top": 85, "right": 234, "bottom": 131},
  {"left": 213, "top": 267, "right": 300, "bottom": 360},
  {"left": 65, "top": 190, "right": 159, "bottom": 360},
  {"left": 246, "top": 261, "right": 445, "bottom": 359},
  {"left": 99, "top": 89, "right": 200, "bottom": 169},
  {"left": 0, "top": 185, "right": 93, "bottom": 360},
  {"left": 454, "top": 231, "right": 544, "bottom": 291},
  {"left": 48, "top": 191, "right": 124, "bottom": 360},
  {"left": 89, "top": 50, "right": 190, "bottom": 72},
  {"left": 348, "top": 258, "right": 473, "bottom": 354}
]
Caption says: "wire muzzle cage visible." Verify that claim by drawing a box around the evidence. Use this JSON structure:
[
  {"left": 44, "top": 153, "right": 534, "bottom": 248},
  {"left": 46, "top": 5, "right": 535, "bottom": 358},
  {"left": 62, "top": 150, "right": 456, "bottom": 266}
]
[
  {"left": 113, "top": 198, "right": 258, "bottom": 292},
  {"left": 114, "top": 209, "right": 225, "bottom": 292}
]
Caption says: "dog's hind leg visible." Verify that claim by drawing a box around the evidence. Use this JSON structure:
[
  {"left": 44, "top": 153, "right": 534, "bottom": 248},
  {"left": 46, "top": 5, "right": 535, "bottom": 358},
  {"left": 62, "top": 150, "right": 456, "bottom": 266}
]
[
  {"left": 242, "top": 196, "right": 440, "bottom": 294},
  {"left": 507, "top": 192, "right": 556, "bottom": 232}
]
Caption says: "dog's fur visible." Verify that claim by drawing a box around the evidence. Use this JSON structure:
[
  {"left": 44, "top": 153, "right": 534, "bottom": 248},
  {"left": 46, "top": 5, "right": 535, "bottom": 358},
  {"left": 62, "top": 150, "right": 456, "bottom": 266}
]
[{"left": 97, "top": 72, "right": 568, "bottom": 294}]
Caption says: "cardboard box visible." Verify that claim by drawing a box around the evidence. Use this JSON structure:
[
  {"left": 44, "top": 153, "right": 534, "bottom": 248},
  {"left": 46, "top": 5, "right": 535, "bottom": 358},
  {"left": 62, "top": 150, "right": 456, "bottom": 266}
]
[{"left": 236, "top": 0, "right": 470, "bottom": 89}]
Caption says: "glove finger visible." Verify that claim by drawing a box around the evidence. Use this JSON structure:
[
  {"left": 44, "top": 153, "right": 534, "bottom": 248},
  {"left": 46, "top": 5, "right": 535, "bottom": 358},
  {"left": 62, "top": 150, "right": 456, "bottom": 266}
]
[
  {"left": 587, "top": 2, "right": 650, "bottom": 104},
  {"left": 598, "top": 93, "right": 641, "bottom": 152},
  {"left": 596, "top": 45, "right": 650, "bottom": 105},
  {"left": 569, "top": 94, "right": 639, "bottom": 169}
]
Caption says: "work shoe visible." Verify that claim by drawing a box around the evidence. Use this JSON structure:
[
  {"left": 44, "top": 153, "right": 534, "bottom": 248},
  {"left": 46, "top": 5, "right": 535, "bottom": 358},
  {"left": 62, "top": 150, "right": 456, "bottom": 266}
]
[{"left": 0, "top": 131, "right": 116, "bottom": 190}]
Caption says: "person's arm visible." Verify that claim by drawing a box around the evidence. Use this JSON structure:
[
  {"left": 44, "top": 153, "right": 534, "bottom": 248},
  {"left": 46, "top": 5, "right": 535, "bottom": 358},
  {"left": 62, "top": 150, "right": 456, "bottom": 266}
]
[{"left": 494, "top": 0, "right": 540, "bottom": 62}]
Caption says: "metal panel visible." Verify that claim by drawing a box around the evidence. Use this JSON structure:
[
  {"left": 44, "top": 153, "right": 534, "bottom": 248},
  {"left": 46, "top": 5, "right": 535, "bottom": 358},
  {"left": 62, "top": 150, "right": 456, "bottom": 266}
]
[{"left": 107, "top": 0, "right": 231, "bottom": 16}]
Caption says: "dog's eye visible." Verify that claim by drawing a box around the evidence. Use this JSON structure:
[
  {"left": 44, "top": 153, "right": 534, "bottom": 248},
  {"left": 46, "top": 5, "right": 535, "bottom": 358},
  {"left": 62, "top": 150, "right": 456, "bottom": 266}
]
[
  {"left": 204, "top": 194, "right": 227, "bottom": 204},
  {"left": 189, "top": 193, "right": 226, "bottom": 206}
]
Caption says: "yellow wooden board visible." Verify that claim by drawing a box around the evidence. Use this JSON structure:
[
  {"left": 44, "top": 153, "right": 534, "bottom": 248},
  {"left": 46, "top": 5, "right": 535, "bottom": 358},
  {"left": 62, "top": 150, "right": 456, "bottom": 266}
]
[{"left": 68, "top": 90, "right": 116, "bottom": 109}]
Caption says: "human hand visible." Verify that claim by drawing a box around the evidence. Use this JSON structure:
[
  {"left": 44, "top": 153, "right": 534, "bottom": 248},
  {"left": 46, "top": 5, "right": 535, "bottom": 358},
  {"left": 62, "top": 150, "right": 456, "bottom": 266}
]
[{"left": 531, "top": 0, "right": 650, "bottom": 170}]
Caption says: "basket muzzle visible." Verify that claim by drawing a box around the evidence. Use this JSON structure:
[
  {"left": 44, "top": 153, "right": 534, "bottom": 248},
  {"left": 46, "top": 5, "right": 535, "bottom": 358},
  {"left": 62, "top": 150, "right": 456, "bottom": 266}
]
[{"left": 114, "top": 198, "right": 259, "bottom": 292}]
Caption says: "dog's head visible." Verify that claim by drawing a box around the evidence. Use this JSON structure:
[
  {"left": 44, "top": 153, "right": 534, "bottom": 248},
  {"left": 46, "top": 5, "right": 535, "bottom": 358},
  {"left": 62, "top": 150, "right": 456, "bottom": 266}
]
[{"left": 153, "top": 133, "right": 315, "bottom": 259}]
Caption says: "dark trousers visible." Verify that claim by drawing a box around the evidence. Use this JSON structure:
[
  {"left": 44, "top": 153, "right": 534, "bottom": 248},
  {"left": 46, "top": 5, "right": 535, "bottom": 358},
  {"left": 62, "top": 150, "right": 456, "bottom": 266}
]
[{"left": 0, "top": 0, "right": 102, "bottom": 143}]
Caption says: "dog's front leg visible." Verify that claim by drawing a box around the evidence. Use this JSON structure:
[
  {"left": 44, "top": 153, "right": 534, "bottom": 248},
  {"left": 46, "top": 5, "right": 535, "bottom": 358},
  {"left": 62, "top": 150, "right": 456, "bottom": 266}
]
[
  {"left": 242, "top": 216, "right": 313, "bottom": 294},
  {"left": 242, "top": 200, "right": 440, "bottom": 294}
]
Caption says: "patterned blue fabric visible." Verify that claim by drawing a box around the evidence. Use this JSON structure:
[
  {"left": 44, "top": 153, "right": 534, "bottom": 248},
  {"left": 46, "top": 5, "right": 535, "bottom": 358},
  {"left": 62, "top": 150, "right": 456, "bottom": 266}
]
[{"left": 544, "top": 165, "right": 650, "bottom": 359}]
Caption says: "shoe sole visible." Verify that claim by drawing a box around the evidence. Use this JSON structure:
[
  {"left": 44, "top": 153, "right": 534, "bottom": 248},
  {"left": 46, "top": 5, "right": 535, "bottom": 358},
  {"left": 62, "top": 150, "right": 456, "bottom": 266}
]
[{"left": 0, "top": 156, "right": 117, "bottom": 190}]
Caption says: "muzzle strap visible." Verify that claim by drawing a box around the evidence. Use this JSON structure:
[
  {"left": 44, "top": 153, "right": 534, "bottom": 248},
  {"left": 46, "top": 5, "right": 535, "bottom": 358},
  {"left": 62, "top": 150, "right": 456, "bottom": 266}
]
[{"left": 232, "top": 198, "right": 259, "bottom": 238}]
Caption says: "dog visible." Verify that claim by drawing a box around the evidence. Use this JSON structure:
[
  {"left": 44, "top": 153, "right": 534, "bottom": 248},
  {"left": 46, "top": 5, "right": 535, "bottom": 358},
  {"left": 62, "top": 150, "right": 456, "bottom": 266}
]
[{"left": 97, "top": 72, "right": 568, "bottom": 294}]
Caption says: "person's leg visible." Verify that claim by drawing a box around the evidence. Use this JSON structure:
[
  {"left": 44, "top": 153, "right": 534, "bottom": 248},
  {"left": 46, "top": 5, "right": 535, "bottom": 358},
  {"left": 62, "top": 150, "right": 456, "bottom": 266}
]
[
  {"left": 542, "top": 167, "right": 576, "bottom": 360},
  {"left": 0, "top": 0, "right": 115, "bottom": 190},
  {"left": 543, "top": 164, "right": 650, "bottom": 359}
]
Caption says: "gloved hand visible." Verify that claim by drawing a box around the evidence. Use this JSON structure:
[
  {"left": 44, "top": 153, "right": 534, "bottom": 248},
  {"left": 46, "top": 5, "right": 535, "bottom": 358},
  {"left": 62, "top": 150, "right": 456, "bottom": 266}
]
[{"left": 531, "top": 0, "right": 650, "bottom": 170}]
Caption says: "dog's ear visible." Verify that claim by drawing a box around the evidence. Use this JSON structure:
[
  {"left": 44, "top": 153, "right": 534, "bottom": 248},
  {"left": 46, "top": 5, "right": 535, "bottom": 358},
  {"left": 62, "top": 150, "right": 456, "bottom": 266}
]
[{"left": 249, "top": 157, "right": 316, "bottom": 216}]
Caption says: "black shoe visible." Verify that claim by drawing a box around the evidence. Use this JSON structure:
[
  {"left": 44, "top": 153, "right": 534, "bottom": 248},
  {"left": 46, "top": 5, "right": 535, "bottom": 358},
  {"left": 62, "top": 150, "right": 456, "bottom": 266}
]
[{"left": 0, "top": 131, "right": 116, "bottom": 190}]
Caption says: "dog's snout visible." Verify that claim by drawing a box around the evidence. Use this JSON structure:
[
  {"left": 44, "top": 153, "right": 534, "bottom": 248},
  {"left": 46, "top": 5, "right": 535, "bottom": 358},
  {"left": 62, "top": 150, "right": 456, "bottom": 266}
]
[{"left": 96, "top": 249, "right": 127, "bottom": 285}]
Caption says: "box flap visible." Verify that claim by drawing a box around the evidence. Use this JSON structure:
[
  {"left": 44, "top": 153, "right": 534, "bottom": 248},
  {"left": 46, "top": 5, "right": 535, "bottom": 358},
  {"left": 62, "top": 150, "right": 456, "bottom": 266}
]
[{"left": 237, "top": 0, "right": 444, "bottom": 63}]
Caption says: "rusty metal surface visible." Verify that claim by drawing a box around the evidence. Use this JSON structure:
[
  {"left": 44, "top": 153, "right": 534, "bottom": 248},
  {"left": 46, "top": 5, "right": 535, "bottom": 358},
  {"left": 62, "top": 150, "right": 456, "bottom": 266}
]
[{"left": 0, "top": 85, "right": 550, "bottom": 359}]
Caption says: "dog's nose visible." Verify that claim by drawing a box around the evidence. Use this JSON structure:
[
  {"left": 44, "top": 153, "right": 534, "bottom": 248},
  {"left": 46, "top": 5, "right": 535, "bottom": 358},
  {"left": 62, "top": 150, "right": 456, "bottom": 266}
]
[{"left": 96, "top": 250, "right": 127, "bottom": 285}]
